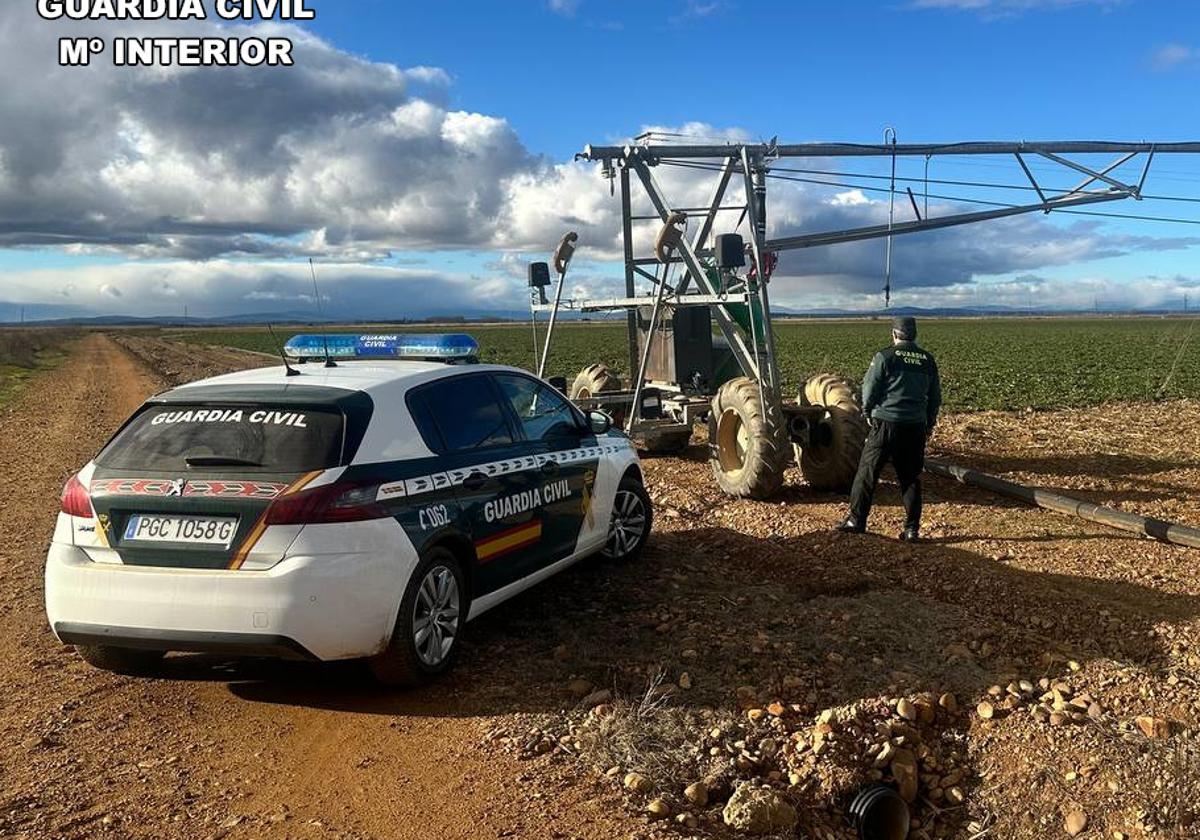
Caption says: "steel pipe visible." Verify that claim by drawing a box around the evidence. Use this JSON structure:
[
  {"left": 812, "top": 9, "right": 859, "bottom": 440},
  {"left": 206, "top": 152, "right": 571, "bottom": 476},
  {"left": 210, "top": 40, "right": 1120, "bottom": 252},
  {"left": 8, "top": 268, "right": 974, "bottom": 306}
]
[
  {"left": 925, "top": 458, "right": 1200, "bottom": 549},
  {"left": 581, "top": 141, "right": 1200, "bottom": 162}
]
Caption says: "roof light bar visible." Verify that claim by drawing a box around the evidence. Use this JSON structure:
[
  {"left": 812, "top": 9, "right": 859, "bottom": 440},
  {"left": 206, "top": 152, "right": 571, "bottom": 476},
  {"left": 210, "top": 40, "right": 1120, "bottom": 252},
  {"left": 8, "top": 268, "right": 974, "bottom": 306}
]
[{"left": 284, "top": 334, "right": 479, "bottom": 362}]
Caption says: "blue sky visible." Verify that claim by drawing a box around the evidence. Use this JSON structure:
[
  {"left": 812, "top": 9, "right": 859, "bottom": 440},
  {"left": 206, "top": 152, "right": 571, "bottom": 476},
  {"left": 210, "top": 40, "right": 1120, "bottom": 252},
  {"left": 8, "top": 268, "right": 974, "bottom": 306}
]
[
  {"left": 308, "top": 1, "right": 1200, "bottom": 159},
  {"left": 0, "top": 0, "right": 1198, "bottom": 320}
]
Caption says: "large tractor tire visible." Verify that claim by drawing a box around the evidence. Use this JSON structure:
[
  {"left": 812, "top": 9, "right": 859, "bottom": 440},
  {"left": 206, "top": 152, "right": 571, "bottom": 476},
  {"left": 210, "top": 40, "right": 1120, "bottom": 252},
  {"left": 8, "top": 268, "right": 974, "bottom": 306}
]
[
  {"left": 795, "top": 374, "right": 868, "bottom": 493},
  {"left": 708, "top": 377, "right": 789, "bottom": 499},
  {"left": 570, "top": 363, "right": 622, "bottom": 401}
]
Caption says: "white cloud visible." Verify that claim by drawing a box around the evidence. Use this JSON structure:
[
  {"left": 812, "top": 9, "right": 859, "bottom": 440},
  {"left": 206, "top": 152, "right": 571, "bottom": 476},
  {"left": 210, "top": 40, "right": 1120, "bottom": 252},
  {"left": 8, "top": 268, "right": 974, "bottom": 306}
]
[
  {"left": 6, "top": 258, "right": 1195, "bottom": 319},
  {"left": 0, "top": 10, "right": 1195, "bottom": 317},
  {"left": 831, "top": 190, "right": 870, "bottom": 207},
  {"left": 0, "top": 261, "right": 531, "bottom": 318},
  {"left": 905, "top": 274, "right": 1199, "bottom": 311},
  {"left": 403, "top": 65, "right": 453, "bottom": 86},
  {"left": 673, "top": 0, "right": 725, "bottom": 20},
  {"left": 547, "top": 0, "right": 580, "bottom": 17},
  {"left": 1151, "top": 43, "right": 1196, "bottom": 71},
  {"left": 0, "top": 6, "right": 531, "bottom": 258},
  {"left": 910, "top": 0, "right": 1121, "bottom": 15}
]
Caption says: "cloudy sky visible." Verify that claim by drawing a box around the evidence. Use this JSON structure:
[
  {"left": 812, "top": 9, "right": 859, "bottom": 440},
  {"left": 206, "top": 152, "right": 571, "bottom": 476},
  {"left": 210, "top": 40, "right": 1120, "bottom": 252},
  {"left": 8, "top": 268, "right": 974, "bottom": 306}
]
[{"left": 1, "top": 0, "right": 1199, "bottom": 321}]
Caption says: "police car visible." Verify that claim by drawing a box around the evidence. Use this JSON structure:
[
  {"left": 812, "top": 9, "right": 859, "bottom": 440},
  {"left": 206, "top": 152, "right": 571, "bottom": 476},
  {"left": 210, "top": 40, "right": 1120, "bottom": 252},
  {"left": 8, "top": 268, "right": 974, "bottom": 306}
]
[{"left": 45, "top": 334, "right": 651, "bottom": 685}]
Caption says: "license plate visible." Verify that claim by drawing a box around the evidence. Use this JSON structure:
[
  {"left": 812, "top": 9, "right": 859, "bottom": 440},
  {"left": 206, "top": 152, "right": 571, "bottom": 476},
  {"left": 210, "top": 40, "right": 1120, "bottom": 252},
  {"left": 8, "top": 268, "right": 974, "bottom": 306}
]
[{"left": 123, "top": 514, "right": 239, "bottom": 547}]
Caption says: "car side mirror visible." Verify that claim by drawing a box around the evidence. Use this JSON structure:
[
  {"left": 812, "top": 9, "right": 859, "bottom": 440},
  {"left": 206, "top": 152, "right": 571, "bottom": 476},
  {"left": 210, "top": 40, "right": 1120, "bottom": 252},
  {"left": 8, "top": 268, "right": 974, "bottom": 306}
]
[
  {"left": 548, "top": 376, "right": 568, "bottom": 393},
  {"left": 587, "top": 410, "right": 613, "bottom": 435}
]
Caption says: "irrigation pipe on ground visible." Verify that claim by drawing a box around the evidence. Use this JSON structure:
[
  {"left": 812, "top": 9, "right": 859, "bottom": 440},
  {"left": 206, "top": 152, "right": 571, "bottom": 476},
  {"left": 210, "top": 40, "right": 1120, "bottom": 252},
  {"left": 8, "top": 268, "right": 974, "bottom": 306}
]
[{"left": 925, "top": 458, "right": 1200, "bottom": 549}]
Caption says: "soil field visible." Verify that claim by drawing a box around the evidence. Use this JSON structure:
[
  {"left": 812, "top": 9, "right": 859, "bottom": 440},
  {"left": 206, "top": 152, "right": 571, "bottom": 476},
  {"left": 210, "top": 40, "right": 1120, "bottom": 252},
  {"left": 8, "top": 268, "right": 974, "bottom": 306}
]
[
  {"left": 164, "top": 316, "right": 1200, "bottom": 411},
  {"left": 1, "top": 333, "right": 1198, "bottom": 840}
]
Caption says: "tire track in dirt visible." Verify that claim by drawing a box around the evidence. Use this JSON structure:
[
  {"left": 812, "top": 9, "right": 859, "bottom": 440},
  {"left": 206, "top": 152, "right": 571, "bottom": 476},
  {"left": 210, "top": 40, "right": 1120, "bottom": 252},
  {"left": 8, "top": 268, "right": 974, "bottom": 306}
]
[{"left": 0, "top": 334, "right": 640, "bottom": 840}]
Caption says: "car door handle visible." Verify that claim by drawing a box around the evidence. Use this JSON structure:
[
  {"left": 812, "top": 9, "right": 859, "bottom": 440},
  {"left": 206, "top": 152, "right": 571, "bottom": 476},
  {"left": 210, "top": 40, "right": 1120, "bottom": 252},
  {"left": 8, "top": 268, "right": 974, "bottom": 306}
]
[
  {"left": 540, "top": 460, "right": 560, "bottom": 476},
  {"left": 461, "top": 471, "right": 489, "bottom": 491}
]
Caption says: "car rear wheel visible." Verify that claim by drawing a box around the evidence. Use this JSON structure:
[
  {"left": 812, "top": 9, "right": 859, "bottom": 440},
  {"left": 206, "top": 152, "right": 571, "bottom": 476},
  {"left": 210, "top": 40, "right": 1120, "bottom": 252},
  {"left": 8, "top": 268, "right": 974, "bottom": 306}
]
[
  {"left": 76, "top": 644, "right": 165, "bottom": 675},
  {"left": 369, "top": 547, "right": 467, "bottom": 687},
  {"left": 601, "top": 476, "right": 653, "bottom": 560}
]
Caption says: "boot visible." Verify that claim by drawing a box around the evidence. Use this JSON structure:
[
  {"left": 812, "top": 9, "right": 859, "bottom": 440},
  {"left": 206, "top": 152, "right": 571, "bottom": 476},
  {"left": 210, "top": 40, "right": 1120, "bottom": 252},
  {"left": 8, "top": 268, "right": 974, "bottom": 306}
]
[
  {"left": 899, "top": 525, "right": 920, "bottom": 542},
  {"left": 836, "top": 517, "right": 865, "bottom": 534}
]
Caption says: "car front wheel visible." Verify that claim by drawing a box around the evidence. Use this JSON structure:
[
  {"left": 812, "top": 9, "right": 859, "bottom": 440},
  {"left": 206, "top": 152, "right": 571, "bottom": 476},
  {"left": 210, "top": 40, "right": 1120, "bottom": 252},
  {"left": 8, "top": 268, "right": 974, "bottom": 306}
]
[
  {"left": 601, "top": 476, "right": 652, "bottom": 560},
  {"left": 369, "top": 547, "right": 466, "bottom": 687}
]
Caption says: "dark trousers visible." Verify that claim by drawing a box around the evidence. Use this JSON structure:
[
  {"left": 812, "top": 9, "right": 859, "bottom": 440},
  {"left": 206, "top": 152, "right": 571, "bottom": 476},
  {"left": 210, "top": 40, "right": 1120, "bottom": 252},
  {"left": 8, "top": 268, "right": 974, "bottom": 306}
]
[{"left": 848, "top": 420, "right": 927, "bottom": 529}]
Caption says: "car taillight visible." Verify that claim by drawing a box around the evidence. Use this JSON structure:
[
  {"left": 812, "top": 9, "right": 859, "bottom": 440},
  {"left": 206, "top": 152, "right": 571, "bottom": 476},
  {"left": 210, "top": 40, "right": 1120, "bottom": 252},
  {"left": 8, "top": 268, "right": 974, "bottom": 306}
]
[
  {"left": 263, "top": 479, "right": 385, "bottom": 525},
  {"left": 60, "top": 473, "right": 93, "bottom": 518}
]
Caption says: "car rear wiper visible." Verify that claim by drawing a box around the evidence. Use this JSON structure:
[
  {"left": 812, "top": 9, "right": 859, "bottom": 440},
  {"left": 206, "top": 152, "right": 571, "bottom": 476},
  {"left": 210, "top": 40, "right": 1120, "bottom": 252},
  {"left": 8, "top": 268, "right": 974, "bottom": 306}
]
[{"left": 185, "top": 455, "right": 262, "bottom": 468}]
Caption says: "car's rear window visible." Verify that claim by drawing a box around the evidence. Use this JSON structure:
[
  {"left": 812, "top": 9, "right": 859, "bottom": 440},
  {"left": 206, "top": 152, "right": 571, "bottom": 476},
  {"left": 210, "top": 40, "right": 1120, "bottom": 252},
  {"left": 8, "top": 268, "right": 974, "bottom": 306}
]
[{"left": 96, "top": 404, "right": 346, "bottom": 473}]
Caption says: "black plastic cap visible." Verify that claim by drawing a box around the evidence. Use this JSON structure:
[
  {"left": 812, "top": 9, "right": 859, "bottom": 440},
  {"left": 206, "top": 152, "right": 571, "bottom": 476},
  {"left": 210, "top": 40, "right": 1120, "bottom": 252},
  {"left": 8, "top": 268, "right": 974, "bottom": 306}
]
[
  {"left": 528, "top": 261, "right": 551, "bottom": 288},
  {"left": 891, "top": 316, "right": 917, "bottom": 339},
  {"left": 715, "top": 233, "right": 746, "bottom": 269}
]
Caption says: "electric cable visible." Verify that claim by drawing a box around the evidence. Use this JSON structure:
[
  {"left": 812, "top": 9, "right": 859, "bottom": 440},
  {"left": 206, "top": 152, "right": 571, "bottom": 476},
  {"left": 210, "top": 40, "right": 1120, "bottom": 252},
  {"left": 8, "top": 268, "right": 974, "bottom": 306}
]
[
  {"left": 655, "top": 159, "right": 1200, "bottom": 227},
  {"left": 659, "top": 158, "right": 1200, "bottom": 206}
]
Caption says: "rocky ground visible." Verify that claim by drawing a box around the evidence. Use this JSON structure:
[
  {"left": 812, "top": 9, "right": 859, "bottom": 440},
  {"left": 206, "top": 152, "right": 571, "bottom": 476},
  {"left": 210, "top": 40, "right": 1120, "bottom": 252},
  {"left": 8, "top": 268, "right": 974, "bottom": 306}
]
[
  {"left": 483, "top": 402, "right": 1200, "bottom": 839},
  {"left": 1, "top": 333, "right": 1197, "bottom": 839}
]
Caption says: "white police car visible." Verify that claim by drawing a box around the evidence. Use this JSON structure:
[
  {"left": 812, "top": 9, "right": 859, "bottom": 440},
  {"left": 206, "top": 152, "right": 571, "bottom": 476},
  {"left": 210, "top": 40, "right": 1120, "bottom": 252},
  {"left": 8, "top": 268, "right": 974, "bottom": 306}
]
[{"left": 45, "top": 334, "right": 651, "bottom": 685}]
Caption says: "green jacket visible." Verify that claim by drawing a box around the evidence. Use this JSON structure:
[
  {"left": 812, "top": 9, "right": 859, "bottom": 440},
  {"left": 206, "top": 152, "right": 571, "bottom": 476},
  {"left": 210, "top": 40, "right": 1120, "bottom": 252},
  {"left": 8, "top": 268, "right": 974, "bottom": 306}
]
[{"left": 861, "top": 341, "right": 942, "bottom": 427}]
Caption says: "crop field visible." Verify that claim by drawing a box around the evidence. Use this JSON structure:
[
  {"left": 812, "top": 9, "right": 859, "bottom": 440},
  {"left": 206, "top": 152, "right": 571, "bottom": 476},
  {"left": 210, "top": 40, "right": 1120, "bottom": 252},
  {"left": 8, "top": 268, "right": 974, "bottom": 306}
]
[{"left": 167, "top": 316, "right": 1200, "bottom": 412}]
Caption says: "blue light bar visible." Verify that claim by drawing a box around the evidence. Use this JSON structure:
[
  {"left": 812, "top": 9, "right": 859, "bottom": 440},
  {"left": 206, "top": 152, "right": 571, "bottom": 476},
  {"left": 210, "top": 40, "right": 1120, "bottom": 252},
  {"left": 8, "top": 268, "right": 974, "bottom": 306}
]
[{"left": 284, "top": 333, "right": 479, "bottom": 361}]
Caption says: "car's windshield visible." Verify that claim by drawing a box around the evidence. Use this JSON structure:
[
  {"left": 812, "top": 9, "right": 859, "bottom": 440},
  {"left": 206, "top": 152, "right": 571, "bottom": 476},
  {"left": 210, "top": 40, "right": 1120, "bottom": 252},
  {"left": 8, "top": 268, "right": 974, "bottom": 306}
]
[{"left": 97, "top": 404, "right": 345, "bottom": 473}]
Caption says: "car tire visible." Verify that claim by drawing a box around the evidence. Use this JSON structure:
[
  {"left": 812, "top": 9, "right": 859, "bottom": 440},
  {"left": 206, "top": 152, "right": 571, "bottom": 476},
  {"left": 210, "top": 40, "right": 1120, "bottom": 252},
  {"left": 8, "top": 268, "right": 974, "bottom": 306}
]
[
  {"left": 600, "top": 475, "right": 653, "bottom": 561},
  {"left": 76, "top": 644, "right": 165, "bottom": 675},
  {"left": 369, "top": 546, "right": 468, "bottom": 687}
]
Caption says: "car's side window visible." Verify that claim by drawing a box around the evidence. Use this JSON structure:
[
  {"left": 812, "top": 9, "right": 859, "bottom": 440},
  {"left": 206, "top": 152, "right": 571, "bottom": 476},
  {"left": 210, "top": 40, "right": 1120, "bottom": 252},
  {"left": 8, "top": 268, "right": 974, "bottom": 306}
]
[
  {"left": 408, "top": 375, "right": 515, "bottom": 453},
  {"left": 494, "top": 374, "right": 581, "bottom": 443}
]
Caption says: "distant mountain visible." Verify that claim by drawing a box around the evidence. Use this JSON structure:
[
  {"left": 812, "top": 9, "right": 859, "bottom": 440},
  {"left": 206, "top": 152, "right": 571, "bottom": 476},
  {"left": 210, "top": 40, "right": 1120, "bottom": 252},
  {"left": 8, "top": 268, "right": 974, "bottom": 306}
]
[
  {"left": 0, "top": 302, "right": 89, "bottom": 323},
  {"left": 1, "top": 300, "right": 1192, "bottom": 328},
  {"left": 3, "top": 308, "right": 537, "bottom": 328}
]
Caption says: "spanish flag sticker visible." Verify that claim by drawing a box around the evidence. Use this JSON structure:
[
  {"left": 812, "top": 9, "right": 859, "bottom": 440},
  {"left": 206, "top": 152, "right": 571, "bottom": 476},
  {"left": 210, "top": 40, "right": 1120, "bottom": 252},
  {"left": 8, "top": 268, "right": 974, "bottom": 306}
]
[{"left": 475, "top": 519, "right": 543, "bottom": 563}]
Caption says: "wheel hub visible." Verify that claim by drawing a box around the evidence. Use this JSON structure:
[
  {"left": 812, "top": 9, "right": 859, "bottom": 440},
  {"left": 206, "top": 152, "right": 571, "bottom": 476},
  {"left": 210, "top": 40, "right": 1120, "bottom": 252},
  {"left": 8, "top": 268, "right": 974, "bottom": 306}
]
[
  {"left": 602, "top": 489, "right": 647, "bottom": 558},
  {"left": 716, "top": 408, "right": 748, "bottom": 472},
  {"left": 413, "top": 565, "right": 460, "bottom": 666}
]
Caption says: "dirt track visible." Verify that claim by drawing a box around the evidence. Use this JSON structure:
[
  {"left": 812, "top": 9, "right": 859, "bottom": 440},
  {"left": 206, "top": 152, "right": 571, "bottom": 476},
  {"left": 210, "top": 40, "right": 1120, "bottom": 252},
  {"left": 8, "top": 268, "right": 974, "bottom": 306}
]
[{"left": 2, "top": 334, "right": 1199, "bottom": 839}]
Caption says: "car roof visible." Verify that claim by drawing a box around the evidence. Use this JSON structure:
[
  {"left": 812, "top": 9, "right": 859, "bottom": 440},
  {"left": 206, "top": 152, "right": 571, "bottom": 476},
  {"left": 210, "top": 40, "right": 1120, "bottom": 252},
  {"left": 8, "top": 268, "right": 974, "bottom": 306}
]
[{"left": 163, "top": 361, "right": 536, "bottom": 400}]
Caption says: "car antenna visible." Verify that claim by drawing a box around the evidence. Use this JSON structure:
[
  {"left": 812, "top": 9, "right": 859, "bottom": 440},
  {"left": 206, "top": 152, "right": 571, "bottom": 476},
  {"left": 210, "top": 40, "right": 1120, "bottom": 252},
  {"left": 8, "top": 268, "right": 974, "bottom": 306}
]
[
  {"left": 267, "top": 323, "right": 301, "bottom": 377},
  {"left": 309, "top": 257, "right": 336, "bottom": 368}
]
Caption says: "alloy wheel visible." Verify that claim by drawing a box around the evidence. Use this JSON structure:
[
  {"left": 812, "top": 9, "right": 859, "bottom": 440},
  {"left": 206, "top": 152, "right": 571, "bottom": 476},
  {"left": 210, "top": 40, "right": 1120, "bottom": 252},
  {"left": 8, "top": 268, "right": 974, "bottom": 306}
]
[
  {"left": 412, "top": 565, "right": 461, "bottom": 666},
  {"left": 602, "top": 488, "right": 648, "bottom": 558}
]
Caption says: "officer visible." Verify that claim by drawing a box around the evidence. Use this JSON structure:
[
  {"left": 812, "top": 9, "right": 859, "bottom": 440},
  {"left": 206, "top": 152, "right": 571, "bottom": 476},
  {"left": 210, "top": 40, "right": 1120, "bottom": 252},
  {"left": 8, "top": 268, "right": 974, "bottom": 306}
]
[{"left": 837, "top": 316, "right": 942, "bottom": 541}]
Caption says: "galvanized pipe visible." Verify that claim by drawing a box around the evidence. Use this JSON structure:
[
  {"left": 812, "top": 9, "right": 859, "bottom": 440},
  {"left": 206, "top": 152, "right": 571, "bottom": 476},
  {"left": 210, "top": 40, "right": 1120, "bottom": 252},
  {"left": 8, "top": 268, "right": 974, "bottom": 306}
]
[
  {"left": 581, "top": 141, "right": 1200, "bottom": 162},
  {"left": 766, "top": 189, "right": 1128, "bottom": 252},
  {"left": 620, "top": 167, "right": 640, "bottom": 383},
  {"left": 625, "top": 261, "right": 672, "bottom": 434},
  {"left": 536, "top": 262, "right": 568, "bottom": 380},
  {"left": 925, "top": 458, "right": 1200, "bottom": 549}
]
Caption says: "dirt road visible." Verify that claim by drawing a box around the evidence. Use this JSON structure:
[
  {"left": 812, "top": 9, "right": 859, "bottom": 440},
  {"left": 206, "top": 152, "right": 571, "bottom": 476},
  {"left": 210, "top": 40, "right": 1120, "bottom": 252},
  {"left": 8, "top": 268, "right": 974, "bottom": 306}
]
[{"left": 0, "top": 335, "right": 639, "bottom": 840}]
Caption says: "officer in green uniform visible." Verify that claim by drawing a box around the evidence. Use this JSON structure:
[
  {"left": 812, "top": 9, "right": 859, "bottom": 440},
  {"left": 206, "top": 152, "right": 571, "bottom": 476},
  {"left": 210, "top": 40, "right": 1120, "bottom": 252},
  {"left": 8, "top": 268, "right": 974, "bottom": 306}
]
[{"left": 837, "top": 316, "right": 942, "bottom": 541}]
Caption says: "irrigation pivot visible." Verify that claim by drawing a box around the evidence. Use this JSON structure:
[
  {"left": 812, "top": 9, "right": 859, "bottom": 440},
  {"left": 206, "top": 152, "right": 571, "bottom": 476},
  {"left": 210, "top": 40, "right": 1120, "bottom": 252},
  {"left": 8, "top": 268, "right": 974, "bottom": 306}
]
[{"left": 531, "top": 136, "right": 1200, "bottom": 499}]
